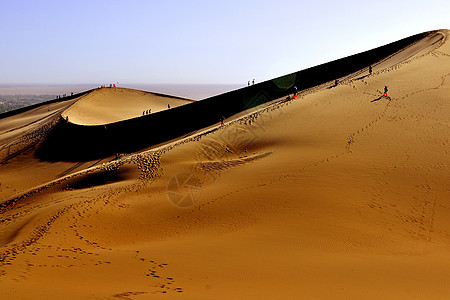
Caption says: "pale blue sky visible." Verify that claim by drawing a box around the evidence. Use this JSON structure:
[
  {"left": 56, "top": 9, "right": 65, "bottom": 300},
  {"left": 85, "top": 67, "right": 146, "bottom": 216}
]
[{"left": 1, "top": 0, "right": 449, "bottom": 85}]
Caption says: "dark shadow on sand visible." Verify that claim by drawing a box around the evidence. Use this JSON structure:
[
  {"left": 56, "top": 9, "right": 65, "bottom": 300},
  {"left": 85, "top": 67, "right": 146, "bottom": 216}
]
[
  {"left": 355, "top": 74, "right": 369, "bottom": 81},
  {"left": 65, "top": 169, "right": 127, "bottom": 190},
  {"left": 371, "top": 96, "right": 384, "bottom": 102}
]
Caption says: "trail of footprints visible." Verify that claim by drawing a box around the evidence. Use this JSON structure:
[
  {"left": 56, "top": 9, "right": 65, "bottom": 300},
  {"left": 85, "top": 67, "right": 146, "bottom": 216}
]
[
  {"left": 407, "top": 184, "right": 437, "bottom": 242},
  {"left": 0, "top": 146, "right": 165, "bottom": 265},
  {"left": 1, "top": 185, "right": 183, "bottom": 294},
  {"left": 132, "top": 251, "right": 182, "bottom": 294}
]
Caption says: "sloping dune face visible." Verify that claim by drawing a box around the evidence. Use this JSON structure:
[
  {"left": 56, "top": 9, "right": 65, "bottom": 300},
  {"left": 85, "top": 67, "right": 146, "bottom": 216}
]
[
  {"left": 0, "top": 30, "right": 449, "bottom": 299},
  {"left": 61, "top": 87, "right": 193, "bottom": 125}
]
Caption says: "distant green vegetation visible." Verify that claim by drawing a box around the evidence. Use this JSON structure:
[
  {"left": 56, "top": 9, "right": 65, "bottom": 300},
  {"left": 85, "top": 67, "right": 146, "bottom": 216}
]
[{"left": 0, "top": 95, "right": 55, "bottom": 114}]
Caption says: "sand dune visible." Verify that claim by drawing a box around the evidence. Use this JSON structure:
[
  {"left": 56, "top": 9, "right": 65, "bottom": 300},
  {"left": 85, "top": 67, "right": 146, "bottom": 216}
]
[
  {"left": 0, "top": 30, "right": 449, "bottom": 299},
  {"left": 61, "top": 87, "right": 194, "bottom": 125}
]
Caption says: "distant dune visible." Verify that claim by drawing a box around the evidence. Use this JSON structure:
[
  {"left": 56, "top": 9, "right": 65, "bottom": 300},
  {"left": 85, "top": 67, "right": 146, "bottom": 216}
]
[
  {"left": 61, "top": 87, "right": 193, "bottom": 125},
  {"left": 0, "top": 30, "right": 449, "bottom": 299}
]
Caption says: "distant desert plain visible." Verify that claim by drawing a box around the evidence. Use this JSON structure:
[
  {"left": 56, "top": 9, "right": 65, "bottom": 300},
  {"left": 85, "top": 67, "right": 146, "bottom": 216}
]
[{"left": 0, "top": 30, "right": 449, "bottom": 299}]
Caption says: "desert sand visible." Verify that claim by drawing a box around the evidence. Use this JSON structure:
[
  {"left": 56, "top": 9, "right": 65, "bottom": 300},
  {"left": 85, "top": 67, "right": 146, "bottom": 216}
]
[{"left": 0, "top": 30, "right": 449, "bottom": 299}]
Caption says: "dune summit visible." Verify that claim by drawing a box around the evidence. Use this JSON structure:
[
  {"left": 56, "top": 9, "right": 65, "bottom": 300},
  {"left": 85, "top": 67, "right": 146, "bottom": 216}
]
[
  {"left": 0, "top": 30, "right": 449, "bottom": 299},
  {"left": 61, "top": 87, "right": 194, "bottom": 125}
]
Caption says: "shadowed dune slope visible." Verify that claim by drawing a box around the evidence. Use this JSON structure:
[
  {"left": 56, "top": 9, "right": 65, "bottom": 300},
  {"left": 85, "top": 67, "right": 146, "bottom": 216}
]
[{"left": 0, "top": 30, "right": 449, "bottom": 299}]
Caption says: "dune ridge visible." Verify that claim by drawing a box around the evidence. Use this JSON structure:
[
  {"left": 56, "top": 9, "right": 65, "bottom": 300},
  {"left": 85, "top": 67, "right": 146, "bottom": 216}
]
[{"left": 32, "top": 30, "right": 445, "bottom": 162}]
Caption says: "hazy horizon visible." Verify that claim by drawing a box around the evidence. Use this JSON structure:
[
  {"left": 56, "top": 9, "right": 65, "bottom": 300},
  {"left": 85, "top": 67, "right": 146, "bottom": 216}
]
[{"left": 0, "top": 83, "right": 242, "bottom": 100}]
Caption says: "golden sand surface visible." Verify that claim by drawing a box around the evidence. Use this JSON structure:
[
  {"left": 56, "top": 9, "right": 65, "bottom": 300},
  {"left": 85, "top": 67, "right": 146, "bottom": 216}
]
[{"left": 0, "top": 30, "right": 449, "bottom": 299}]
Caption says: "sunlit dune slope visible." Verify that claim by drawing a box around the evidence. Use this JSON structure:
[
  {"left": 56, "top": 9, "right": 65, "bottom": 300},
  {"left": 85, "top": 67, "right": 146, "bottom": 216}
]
[{"left": 61, "top": 87, "right": 194, "bottom": 125}]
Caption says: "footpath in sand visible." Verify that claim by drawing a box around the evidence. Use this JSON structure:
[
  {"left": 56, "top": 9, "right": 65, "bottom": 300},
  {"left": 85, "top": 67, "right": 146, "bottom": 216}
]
[{"left": 0, "top": 30, "right": 449, "bottom": 299}]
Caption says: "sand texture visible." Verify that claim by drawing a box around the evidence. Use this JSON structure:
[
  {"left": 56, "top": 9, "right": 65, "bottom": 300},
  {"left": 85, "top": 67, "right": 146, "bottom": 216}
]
[{"left": 0, "top": 30, "right": 449, "bottom": 299}]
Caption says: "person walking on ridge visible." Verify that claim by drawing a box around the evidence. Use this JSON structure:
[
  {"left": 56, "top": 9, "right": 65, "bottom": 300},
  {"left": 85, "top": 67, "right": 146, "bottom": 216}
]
[{"left": 369, "top": 65, "right": 373, "bottom": 75}]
